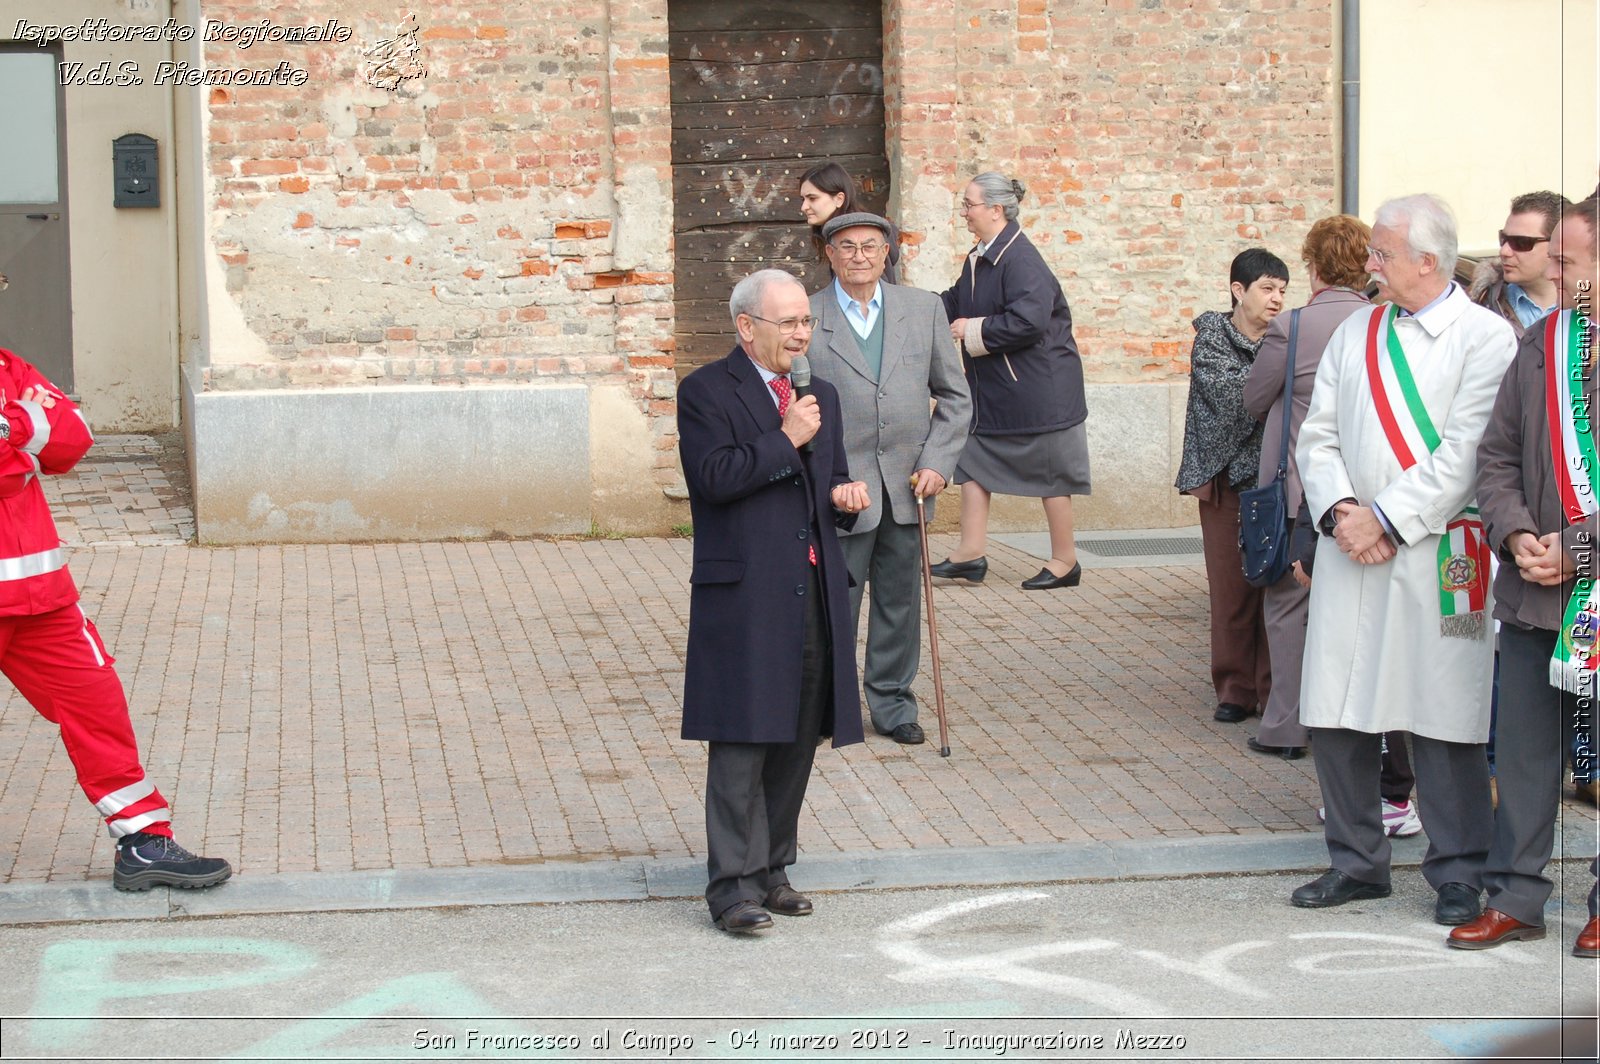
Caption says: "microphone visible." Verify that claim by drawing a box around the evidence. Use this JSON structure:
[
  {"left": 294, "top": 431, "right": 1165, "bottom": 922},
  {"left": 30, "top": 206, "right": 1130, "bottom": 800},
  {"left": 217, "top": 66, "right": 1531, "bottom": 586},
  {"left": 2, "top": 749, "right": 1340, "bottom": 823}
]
[{"left": 790, "top": 354, "right": 815, "bottom": 454}]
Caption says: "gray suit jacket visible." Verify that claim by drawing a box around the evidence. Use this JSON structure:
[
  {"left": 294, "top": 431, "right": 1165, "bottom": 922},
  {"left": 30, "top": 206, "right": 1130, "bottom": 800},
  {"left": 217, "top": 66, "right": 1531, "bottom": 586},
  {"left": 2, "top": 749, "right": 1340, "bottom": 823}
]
[{"left": 808, "top": 282, "right": 972, "bottom": 532}]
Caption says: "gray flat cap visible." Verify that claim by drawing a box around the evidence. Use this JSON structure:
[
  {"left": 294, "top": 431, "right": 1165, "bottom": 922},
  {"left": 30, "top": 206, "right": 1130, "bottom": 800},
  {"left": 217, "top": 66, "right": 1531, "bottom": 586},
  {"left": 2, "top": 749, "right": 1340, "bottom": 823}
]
[{"left": 820, "top": 211, "right": 892, "bottom": 241}]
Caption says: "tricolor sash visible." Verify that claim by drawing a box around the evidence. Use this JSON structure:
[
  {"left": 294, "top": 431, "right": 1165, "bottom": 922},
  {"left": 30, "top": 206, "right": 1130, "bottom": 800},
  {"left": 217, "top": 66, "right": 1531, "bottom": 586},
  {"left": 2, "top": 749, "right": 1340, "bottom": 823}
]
[
  {"left": 1364, "top": 305, "right": 1490, "bottom": 639},
  {"left": 1546, "top": 309, "right": 1599, "bottom": 695}
]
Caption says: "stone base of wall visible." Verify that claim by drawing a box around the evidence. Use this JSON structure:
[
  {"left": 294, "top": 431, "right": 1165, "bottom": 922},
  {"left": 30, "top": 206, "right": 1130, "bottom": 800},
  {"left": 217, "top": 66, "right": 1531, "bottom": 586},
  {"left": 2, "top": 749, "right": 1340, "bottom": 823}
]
[
  {"left": 183, "top": 370, "right": 604, "bottom": 544},
  {"left": 181, "top": 375, "right": 1191, "bottom": 544},
  {"left": 930, "top": 380, "right": 1198, "bottom": 535}
]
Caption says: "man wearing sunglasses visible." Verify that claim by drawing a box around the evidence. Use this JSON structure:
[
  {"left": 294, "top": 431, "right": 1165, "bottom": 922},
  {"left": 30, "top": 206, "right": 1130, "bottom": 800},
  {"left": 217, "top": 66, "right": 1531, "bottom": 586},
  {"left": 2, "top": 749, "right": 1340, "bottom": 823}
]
[
  {"left": 1469, "top": 191, "right": 1595, "bottom": 808},
  {"left": 805, "top": 213, "right": 971, "bottom": 747},
  {"left": 1471, "top": 191, "right": 1568, "bottom": 339}
]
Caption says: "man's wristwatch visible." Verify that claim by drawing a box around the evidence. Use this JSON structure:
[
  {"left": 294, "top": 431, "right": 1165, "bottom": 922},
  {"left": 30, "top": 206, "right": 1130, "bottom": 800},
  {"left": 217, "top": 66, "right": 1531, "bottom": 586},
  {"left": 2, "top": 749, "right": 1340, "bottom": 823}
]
[{"left": 0, "top": 418, "right": 10, "bottom": 441}]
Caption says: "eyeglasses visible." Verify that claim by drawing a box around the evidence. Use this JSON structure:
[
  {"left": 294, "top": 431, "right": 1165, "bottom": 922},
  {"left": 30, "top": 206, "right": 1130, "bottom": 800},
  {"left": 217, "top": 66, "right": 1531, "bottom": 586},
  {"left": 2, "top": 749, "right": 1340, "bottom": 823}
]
[
  {"left": 1498, "top": 231, "right": 1550, "bottom": 253},
  {"left": 831, "top": 240, "right": 885, "bottom": 259},
  {"left": 956, "top": 200, "right": 990, "bottom": 213},
  {"left": 1366, "top": 245, "right": 1399, "bottom": 265},
  {"left": 747, "top": 314, "right": 817, "bottom": 336}
]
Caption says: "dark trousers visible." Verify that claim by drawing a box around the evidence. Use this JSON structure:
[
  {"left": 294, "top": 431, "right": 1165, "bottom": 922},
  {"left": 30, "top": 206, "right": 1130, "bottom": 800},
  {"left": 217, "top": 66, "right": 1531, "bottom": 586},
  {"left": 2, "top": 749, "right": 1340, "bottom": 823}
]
[
  {"left": 1380, "top": 731, "right": 1415, "bottom": 805},
  {"left": 1196, "top": 478, "right": 1271, "bottom": 709},
  {"left": 1312, "top": 725, "right": 1492, "bottom": 888},
  {"left": 841, "top": 488, "right": 922, "bottom": 733},
  {"left": 704, "top": 565, "right": 830, "bottom": 919},
  {"left": 1484, "top": 624, "right": 1600, "bottom": 925}
]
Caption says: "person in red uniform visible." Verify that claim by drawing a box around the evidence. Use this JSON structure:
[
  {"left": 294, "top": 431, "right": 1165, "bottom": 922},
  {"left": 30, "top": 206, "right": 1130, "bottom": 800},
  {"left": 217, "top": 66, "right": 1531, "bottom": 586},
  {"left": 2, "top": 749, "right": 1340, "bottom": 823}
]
[{"left": 0, "top": 343, "right": 231, "bottom": 891}]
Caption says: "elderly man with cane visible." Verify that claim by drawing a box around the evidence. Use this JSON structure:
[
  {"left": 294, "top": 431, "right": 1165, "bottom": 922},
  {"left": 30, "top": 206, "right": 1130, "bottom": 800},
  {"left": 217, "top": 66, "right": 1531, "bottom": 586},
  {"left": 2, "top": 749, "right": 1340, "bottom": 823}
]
[{"left": 805, "top": 211, "right": 971, "bottom": 747}]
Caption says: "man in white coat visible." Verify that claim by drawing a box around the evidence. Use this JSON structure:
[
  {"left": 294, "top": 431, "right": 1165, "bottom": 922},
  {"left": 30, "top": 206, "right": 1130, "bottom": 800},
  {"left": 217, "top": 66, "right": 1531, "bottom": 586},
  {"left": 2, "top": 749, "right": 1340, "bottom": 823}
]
[{"left": 1291, "top": 194, "right": 1517, "bottom": 923}]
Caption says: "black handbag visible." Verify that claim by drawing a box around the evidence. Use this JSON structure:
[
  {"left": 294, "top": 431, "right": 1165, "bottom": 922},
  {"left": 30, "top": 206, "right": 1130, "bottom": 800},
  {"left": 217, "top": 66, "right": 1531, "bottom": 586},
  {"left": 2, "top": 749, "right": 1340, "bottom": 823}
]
[{"left": 1238, "top": 309, "right": 1300, "bottom": 588}]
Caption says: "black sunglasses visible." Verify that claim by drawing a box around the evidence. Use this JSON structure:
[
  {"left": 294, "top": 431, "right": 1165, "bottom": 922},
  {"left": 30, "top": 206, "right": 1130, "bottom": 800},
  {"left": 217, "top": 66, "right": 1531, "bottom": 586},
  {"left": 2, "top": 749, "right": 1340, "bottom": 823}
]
[{"left": 1498, "top": 231, "right": 1550, "bottom": 253}]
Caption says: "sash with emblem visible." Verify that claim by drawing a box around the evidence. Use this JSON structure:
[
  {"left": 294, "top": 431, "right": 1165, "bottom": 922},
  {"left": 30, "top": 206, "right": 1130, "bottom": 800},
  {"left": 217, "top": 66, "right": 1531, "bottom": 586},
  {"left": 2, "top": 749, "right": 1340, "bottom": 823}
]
[
  {"left": 1546, "top": 309, "right": 1599, "bottom": 694},
  {"left": 1363, "top": 304, "right": 1490, "bottom": 639}
]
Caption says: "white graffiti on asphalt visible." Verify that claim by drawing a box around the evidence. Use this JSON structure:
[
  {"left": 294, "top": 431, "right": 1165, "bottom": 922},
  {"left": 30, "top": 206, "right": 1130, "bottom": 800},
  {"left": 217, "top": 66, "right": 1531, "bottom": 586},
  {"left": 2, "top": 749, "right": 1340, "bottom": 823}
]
[
  {"left": 879, "top": 892, "right": 1544, "bottom": 1014},
  {"left": 878, "top": 891, "right": 1171, "bottom": 1016},
  {"left": 1287, "top": 927, "right": 1545, "bottom": 976}
]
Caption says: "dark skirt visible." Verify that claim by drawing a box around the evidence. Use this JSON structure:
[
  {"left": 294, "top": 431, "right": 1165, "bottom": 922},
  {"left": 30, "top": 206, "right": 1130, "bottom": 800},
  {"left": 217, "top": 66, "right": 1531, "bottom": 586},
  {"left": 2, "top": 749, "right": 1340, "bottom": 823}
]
[{"left": 953, "top": 421, "right": 1091, "bottom": 497}]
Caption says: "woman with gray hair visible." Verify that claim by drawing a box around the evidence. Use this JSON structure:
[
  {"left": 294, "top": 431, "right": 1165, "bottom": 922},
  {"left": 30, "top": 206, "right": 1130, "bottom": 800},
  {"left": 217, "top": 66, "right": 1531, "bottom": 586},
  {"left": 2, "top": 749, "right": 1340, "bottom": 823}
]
[{"left": 930, "top": 171, "right": 1091, "bottom": 590}]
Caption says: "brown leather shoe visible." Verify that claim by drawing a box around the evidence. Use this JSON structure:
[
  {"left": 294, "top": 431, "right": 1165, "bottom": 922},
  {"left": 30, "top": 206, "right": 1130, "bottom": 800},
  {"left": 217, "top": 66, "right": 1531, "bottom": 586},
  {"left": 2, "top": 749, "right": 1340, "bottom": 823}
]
[
  {"left": 1447, "top": 908, "right": 1545, "bottom": 950},
  {"left": 713, "top": 900, "right": 773, "bottom": 934},
  {"left": 1575, "top": 915, "right": 1600, "bottom": 958},
  {"left": 1575, "top": 780, "right": 1600, "bottom": 807},
  {"left": 763, "top": 884, "right": 813, "bottom": 917}
]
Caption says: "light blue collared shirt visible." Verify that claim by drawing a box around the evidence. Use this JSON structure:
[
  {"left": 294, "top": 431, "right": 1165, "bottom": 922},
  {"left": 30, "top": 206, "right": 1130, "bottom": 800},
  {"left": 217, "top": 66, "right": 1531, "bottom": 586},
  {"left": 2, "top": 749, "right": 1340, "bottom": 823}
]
[
  {"left": 832, "top": 277, "right": 883, "bottom": 340},
  {"left": 1504, "top": 282, "right": 1556, "bottom": 328}
]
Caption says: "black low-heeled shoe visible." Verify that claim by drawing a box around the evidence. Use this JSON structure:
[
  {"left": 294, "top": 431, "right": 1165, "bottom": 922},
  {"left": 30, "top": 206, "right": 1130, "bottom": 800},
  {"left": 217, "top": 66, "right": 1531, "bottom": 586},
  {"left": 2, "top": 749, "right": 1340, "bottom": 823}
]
[
  {"left": 928, "top": 556, "right": 987, "bottom": 583},
  {"left": 1020, "top": 561, "right": 1081, "bottom": 590}
]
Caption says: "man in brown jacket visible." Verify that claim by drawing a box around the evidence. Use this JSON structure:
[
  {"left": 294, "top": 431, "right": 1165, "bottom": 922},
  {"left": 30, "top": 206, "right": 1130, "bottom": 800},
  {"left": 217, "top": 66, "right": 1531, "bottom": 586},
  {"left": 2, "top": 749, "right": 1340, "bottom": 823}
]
[{"left": 1455, "top": 196, "right": 1600, "bottom": 958}]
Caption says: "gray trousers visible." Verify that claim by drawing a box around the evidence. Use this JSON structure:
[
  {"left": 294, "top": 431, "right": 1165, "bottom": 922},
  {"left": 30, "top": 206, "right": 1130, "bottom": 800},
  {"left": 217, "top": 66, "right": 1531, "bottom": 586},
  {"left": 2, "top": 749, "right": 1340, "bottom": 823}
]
[
  {"left": 841, "top": 489, "right": 921, "bottom": 733},
  {"left": 1484, "top": 624, "right": 1600, "bottom": 925},
  {"left": 704, "top": 565, "right": 829, "bottom": 919},
  {"left": 1257, "top": 573, "right": 1310, "bottom": 747},
  {"left": 1311, "top": 724, "right": 1492, "bottom": 888}
]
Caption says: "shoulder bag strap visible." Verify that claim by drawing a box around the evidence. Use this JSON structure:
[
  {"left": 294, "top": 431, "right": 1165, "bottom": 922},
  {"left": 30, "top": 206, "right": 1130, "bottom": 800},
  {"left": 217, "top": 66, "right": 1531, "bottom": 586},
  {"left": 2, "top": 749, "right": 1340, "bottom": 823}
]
[{"left": 1272, "top": 308, "right": 1301, "bottom": 481}]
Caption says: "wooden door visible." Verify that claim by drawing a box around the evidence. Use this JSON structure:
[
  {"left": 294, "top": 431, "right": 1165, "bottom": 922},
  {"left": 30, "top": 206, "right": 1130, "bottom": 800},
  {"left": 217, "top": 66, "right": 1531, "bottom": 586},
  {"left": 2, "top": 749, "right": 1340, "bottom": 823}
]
[{"left": 669, "top": 0, "right": 888, "bottom": 374}]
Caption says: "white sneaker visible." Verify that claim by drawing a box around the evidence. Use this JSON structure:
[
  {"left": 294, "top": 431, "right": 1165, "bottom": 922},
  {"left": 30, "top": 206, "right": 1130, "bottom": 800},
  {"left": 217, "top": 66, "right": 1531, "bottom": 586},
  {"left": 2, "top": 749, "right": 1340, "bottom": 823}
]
[
  {"left": 1382, "top": 799, "right": 1422, "bottom": 837},
  {"left": 1314, "top": 802, "right": 1421, "bottom": 837}
]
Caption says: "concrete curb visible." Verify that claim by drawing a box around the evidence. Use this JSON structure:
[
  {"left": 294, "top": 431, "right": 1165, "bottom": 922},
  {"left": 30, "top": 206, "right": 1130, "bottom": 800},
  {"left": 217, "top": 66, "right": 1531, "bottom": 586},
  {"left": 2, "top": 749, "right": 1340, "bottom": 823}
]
[{"left": 4, "top": 822, "right": 1594, "bottom": 926}]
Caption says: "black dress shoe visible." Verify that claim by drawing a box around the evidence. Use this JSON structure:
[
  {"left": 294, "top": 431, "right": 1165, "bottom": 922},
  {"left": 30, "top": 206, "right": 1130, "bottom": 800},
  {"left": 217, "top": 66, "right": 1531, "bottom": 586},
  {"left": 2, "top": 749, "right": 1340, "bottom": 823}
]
[
  {"left": 1020, "top": 561, "right": 1082, "bottom": 590},
  {"left": 928, "top": 556, "right": 987, "bottom": 583},
  {"left": 1247, "top": 736, "right": 1307, "bottom": 760},
  {"left": 1214, "top": 702, "right": 1250, "bottom": 723},
  {"left": 713, "top": 900, "right": 773, "bottom": 934},
  {"left": 876, "top": 722, "right": 925, "bottom": 745},
  {"left": 763, "top": 884, "right": 813, "bottom": 916},
  {"left": 1435, "top": 882, "right": 1482, "bottom": 926},
  {"left": 1290, "top": 869, "right": 1392, "bottom": 908}
]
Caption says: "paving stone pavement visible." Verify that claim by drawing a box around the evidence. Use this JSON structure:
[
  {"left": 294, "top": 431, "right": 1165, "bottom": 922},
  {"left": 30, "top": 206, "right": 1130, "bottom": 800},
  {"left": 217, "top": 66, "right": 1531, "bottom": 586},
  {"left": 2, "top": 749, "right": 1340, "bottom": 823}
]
[{"left": 3, "top": 436, "right": 1593, "bottom": 890}]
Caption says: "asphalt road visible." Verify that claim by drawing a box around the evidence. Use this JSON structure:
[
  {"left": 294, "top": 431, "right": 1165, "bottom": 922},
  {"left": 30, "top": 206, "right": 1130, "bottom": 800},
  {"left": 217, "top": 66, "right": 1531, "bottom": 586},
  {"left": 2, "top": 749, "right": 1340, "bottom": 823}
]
[{"left": 2, "top": 869, "right": 1596, "bottom": 1063}]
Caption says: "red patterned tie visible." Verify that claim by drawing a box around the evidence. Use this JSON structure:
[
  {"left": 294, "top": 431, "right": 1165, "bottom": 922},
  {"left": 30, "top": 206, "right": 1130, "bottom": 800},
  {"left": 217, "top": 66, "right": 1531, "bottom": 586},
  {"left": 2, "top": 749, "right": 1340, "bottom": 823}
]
[
  {"left": 769, "top": 376, "right": 791, "bottom": 415},
  {"left": 769, "top": 376, "right": 816, "bottom": 565}
]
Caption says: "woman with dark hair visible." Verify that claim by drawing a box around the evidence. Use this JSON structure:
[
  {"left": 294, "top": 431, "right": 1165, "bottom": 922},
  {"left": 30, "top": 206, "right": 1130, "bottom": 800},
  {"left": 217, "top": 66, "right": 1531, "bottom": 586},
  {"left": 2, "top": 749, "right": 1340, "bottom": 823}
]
[
  {"left": 1176, "top": 247, "right": 1288, "bottom": 724},
  {"left": 797, "top": 162, "right": 898, "bottom": 283},
  {"left": 929, "top": 170, "right": 1091, "bottom": 591}
]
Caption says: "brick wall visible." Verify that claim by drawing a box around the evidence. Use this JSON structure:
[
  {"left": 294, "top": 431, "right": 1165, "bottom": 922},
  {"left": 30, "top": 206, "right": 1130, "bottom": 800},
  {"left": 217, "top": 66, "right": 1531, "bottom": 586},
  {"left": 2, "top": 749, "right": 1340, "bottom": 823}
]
[
  {"left": 194, "top": 0, "right": 1338, "bottom": 536},
  {"left": 888, "top": 0, "right": 1339, "bottom": 382},
  {"left": 198, "top": 0, "right": 681, "bottom": 505}
]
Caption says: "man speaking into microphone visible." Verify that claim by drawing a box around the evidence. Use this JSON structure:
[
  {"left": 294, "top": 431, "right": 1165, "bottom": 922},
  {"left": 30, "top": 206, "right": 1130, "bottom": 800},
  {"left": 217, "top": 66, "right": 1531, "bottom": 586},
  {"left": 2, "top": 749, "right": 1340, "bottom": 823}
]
[{"left": 677, "top": 268, "right": 870, "bottom": 934}]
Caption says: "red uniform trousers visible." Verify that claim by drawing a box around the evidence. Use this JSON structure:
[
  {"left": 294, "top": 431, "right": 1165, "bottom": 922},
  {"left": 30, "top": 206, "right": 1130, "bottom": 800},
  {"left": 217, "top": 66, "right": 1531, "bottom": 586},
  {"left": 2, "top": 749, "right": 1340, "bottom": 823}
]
[{"left": 1, "top": 603, "right": 172, "bottom": 838}]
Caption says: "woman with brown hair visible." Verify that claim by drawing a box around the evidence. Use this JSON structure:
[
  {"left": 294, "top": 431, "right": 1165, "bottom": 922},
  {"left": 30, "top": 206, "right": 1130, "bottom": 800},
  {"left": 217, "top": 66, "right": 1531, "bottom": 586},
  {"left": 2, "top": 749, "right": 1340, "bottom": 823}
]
[
  {"left": 1240, "top": 215, "right": 1372, "bottom": 754},
  {"left": 797, "top": 162, "right": 898, "bottom": 283}
]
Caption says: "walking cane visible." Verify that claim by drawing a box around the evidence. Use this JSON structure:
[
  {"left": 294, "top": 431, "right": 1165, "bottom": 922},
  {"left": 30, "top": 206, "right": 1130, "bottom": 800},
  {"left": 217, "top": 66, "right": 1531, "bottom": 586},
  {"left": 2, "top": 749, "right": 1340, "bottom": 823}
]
[{"left": 913, "top": 483, "right": 952, "bottom": 757}]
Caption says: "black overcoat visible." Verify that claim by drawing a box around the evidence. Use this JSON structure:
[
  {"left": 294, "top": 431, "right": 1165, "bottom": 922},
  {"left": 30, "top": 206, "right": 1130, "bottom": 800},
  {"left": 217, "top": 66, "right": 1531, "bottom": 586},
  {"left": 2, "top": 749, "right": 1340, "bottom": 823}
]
[
  {"left": 677, "top": 346, "right": 864, "bottom": 747},
  {"left": 940, "top": 220, "right": 1087, "bottom": 435}
]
